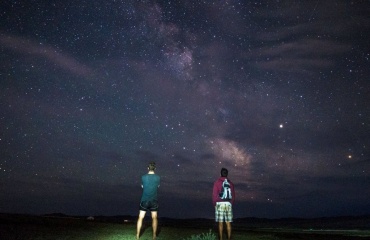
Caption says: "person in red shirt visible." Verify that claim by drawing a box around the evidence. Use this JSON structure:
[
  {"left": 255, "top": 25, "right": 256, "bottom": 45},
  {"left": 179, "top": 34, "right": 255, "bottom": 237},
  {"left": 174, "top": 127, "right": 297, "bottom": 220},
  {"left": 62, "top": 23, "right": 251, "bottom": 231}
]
[{"left": 212, "top": 168, "right": 235, "bottom": 240}]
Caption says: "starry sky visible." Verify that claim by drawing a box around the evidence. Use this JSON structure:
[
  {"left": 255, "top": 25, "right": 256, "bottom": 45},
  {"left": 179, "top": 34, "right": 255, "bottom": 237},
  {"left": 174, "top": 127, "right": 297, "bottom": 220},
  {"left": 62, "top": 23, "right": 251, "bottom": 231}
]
[{"left": 1, "top": 0, "right": 370, "bottom": 219}]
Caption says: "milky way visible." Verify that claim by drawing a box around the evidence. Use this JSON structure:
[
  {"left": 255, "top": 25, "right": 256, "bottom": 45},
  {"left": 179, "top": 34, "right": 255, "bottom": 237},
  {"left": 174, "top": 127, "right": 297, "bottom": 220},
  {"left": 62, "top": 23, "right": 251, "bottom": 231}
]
[{"left": 1, "top": 1, "right": 369, "bottom": 218}]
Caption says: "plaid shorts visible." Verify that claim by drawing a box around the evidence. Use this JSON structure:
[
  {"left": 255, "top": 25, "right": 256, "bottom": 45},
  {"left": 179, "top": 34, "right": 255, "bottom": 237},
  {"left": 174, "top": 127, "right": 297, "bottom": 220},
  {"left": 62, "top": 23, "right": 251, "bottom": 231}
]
[{"left": 215, "top": 202, "right": 233, "bottom": 222}]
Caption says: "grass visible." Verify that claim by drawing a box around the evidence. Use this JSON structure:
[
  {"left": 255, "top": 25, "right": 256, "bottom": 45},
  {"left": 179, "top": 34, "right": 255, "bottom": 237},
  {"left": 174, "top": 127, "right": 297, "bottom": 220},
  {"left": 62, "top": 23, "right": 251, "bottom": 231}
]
[
  {"left": 1, "top": 214, "right": 369, "bottom": 240},
  {"left": 181, "top": 230, "right": 217, "bottom": 240}
]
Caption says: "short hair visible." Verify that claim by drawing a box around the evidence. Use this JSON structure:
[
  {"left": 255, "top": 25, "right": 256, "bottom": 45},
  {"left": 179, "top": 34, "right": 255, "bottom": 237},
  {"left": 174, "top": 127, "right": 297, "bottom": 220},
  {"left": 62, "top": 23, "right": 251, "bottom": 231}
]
[
  {"left": 221, "top": 168, "right": 228, "bottom": 177},
  {"left": 148, "top": 162, "right": 156, "bottom": 171}
]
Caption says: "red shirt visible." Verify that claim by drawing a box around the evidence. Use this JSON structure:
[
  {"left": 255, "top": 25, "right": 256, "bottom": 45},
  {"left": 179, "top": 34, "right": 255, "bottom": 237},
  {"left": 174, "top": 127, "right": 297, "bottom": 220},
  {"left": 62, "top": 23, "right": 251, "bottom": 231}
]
[{"left": 212, "top": 176, "right": 235, "bottom": 206}]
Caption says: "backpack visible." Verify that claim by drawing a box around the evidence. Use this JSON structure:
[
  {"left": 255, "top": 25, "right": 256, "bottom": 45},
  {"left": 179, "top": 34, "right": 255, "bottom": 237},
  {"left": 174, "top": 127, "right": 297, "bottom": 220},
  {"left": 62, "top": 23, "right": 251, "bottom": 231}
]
[{"left": 219, "top": 178, "right": 232, "bottom": 200}]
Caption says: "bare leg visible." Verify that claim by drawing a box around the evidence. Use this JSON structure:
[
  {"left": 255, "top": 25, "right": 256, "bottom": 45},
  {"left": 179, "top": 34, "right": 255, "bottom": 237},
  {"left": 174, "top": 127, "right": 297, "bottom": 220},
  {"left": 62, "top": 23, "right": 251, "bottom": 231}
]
[
  {"left": 218, "top": 222, "right": 224, "bottom": 240},
  {"left": 136, "top": 210, "right": 146, "bottom": 239},
  {"left": 151, "top": 211, "right": 158, "bottom": 239},
  {"left": 226, "top": 222, "right": 232, "bottom": 240}
]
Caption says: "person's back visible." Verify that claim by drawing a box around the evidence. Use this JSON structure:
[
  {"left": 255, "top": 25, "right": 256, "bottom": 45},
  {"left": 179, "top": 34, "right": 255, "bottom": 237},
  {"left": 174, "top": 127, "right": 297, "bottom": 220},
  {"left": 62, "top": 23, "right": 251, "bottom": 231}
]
[
  {"left": 141, "top": 173, "right": 160, "bottom": 202},
  {"left": 213, "top": 177, "right": 235, "bottom": 206}
]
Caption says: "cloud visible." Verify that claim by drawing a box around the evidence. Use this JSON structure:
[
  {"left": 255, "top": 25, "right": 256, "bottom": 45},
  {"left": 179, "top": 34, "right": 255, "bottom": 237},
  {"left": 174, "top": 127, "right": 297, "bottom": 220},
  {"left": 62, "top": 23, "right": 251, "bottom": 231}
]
[
  {"left": 249, "top": 39, "right": 351, "bottom": 72},
  {"left": 0, "top": 33, "right": 94, "bottom": 76}
]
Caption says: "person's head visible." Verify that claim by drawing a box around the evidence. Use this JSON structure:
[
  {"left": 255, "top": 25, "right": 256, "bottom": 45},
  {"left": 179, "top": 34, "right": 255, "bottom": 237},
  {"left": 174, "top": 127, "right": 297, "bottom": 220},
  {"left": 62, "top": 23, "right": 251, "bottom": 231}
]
[
  {"left": 221, "top": 168, "right": 228, "bottom": 177},
  {"left": 148, "top": 161, "right": 156, "bottom": 171}
]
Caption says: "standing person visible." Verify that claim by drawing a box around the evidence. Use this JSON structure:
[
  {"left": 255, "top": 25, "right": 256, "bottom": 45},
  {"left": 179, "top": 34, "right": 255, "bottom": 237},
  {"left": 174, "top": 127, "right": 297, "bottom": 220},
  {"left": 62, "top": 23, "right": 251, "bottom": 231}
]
[
  {"left": 213, "top": 168, "right": 235, "bottom": 240},
  {"left": 136, "top": 162, "right": 160, "bottom": 240}
]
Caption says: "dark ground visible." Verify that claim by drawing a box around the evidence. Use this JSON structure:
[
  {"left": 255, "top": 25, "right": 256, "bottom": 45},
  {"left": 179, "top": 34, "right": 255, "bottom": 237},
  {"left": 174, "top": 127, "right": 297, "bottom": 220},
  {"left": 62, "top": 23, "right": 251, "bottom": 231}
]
[{"left": 1, "top": 213, "right": 370, "bottom": 240}]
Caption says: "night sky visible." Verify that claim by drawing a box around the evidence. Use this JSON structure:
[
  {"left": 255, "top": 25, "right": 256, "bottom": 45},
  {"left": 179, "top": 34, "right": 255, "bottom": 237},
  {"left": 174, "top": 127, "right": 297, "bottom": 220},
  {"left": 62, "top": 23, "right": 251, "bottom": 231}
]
[{"left": 1, "top": 1, "right": 370, "bottom": 219}]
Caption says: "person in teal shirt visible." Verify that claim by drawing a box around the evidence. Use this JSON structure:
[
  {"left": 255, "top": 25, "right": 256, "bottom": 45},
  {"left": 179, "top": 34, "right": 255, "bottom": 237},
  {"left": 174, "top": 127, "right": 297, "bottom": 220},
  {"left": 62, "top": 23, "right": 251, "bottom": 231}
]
[{"left": 136, "top": 162, "right": 160, "bottom": 239}]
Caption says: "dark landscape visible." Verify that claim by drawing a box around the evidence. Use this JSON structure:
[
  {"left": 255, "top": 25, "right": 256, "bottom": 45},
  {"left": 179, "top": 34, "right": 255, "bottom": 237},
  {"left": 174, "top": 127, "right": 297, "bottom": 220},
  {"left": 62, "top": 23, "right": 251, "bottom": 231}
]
[{"left": 1, "top": 213, "right": 369, "bottom": 239}]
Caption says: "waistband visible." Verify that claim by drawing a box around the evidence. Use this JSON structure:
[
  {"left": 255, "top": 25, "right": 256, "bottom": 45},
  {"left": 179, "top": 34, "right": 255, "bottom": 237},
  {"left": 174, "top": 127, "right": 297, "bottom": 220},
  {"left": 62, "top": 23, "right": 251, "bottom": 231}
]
[{"left": 216, "top": 201, "right": 232, "bottom": 206}]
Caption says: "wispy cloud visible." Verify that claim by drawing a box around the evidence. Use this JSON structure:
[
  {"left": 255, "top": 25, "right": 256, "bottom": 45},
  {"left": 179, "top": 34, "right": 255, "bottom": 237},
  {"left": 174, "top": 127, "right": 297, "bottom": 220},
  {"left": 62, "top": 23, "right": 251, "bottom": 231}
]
[{"left": 0, "top": 33, "right": 93, "bottom": 77}]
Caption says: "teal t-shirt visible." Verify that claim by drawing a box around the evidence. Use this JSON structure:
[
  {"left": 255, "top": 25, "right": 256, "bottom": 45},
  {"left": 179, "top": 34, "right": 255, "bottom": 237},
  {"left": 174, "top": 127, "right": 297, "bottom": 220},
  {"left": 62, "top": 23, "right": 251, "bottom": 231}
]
[{"left": 140, "top": 174, "right": 160, "bottom": 202}]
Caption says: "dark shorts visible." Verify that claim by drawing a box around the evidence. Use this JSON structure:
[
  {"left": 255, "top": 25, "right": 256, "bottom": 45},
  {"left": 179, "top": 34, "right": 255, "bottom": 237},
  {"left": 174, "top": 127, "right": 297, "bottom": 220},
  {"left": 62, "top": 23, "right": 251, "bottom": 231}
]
[{"left": 139, "top": 200, "right": 158, "bottom": 211}]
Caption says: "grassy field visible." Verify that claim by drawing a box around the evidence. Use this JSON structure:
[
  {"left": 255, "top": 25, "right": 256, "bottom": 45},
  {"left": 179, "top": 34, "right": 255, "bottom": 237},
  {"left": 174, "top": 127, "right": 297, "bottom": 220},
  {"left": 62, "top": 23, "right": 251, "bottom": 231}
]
[{"left": 1, "top": 214, "right": 369, "bottom": 240}]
